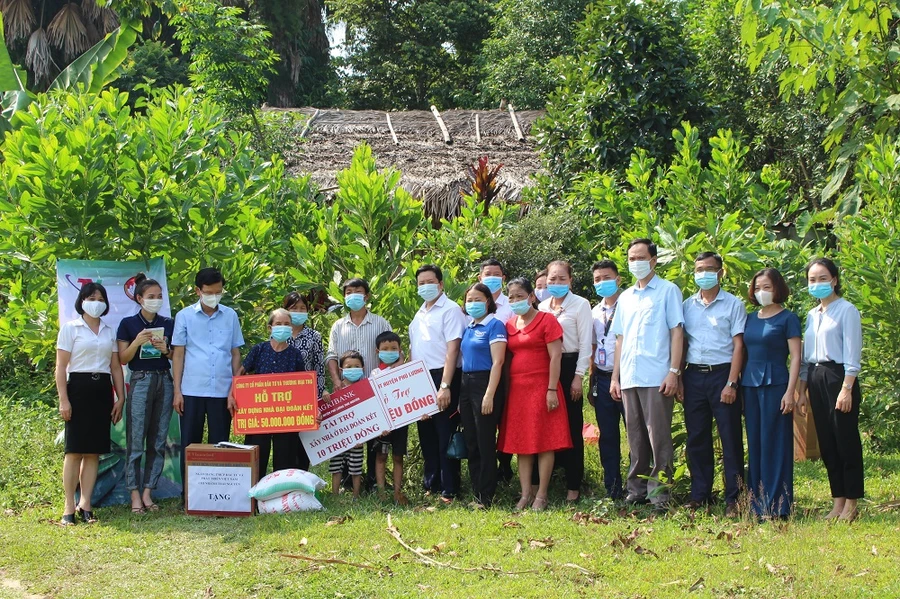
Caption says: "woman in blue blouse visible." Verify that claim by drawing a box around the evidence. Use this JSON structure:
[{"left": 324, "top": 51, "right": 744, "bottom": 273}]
[
  {"left": 742, "top": 268, "right": 801, "bottom": 519},
  {"left": 230, "top": 308, "right": 307, "bottom": 476},
  {"left": 797, "top": 258, "right": 864, "bottom": 521},
  {"left": 459, "top": 282, "right": 507, "bottom": 508}
]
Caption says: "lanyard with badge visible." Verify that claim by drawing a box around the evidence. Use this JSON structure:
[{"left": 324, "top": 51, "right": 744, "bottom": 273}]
[{"left": 591, "top": 303, "right": 616, "bottom": 398}]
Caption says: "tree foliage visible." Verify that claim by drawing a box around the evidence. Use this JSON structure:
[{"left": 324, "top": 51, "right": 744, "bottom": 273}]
[
  {"left": 328, "top": 0, "right": 494, "bottom": 109},
  {"left": 738, "top": 0, "right": 900, "bottom": 213},
  {"left": 533, "top": 0, "right": 708, "bottom": 198},
  {"left": 480, "top": 0, "right": 591, "bottom": 109}
]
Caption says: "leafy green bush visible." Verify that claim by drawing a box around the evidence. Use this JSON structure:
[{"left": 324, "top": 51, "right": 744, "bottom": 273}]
[{"left": 0, "top": 86, "right": 318, "bottom": 369}]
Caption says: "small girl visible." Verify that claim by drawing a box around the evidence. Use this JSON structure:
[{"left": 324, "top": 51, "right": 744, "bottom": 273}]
[
  {"left": 369, "top": 331, "right": 409, "bottom": 505},
  {"left": 329, "top": 351, "right": 366, "bottom": 498}
]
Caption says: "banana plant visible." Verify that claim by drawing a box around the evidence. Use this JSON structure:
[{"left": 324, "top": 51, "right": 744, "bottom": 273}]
[{"left": 0, "top": 13, "right": 139, "bottom": 134}]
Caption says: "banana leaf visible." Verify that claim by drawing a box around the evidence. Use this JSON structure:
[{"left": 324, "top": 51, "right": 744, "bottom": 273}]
[{"left": 49, "top": 20, "right": 140, "bottom": 94}]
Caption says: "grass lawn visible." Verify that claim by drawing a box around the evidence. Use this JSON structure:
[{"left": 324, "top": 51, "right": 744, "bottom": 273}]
[{"left": 1, "top": 399, "right": 899, "bottom": 598}]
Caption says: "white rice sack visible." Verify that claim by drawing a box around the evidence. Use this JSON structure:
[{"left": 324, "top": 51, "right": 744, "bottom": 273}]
[
  {"left": 257, "top": 491, "right": 324, "bottom": 514},
  {"left": 248, "top": 469, "right": 327, "bottom": 500}
]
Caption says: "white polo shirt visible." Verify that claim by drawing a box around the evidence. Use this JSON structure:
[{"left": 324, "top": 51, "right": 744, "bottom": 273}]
[
  {"left": 494, "top": 293, "right": 515, "bottom": 324},
  {"left": 409, "top": 293, "right": 468, "bottom": 370},
  {"left": 57, "top": 317, "right": 117, "bottom": 373}
]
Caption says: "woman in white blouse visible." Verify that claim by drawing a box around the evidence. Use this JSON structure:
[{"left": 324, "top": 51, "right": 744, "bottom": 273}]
[
  {"left": 55, "top": 283, "right": 127, "bottom": 525},
  {"left": 539, "top": 260, "right": 594, "bottom": 502},
  {"left": 797, "top": 258, "right": 864, "bottom": 521}
]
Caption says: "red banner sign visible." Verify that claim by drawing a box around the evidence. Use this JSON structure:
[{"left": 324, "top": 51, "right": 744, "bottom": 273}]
[{"left": 232, "top": 372, "right": 319, "bottom": 434}]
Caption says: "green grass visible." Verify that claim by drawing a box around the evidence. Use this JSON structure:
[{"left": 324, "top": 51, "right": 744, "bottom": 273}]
[{"left": 1, "top": 391, "right": 899, "bottom": 598}]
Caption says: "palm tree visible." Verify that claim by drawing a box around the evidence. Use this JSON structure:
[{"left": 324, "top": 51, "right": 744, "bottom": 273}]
[{"left": 1, "top": 0, "right": 118, "bottom": 87}]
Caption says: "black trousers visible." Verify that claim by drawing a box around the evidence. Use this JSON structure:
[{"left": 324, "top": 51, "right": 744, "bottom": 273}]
[
  {"left": 459, "top": 371, "right": 500, "bottom": 506},
  {"left": 682, "top": 367, "right": 744, "bottom": 503},
  {"left": 808, "top": 362, "right": 864, "bottom": 499},
  {"left": 417, "top": 368, "right": 461, "bottom": 497},
  {"left": 245, "top": 432, "right": 301, "bottom": 476},
  {"left": 591, "top": 369, "right": 625, "bottom": 499},
  {"left": 179, "top": 395, "right": 231, "bottom": 487},
  {"left": 558, "top": 353, "right": 583, "bottom": 491}
]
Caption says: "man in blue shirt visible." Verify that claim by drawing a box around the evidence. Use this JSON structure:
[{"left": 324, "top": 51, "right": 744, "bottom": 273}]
[
  {"left": 171, "top": 267, "right": 245, "bottom": 487},
  {"left": 610, "top": 239, "right": 684, "bottom": 510},
  {"left": 679, "top": 252, "right": 747, "bottom": 517}
]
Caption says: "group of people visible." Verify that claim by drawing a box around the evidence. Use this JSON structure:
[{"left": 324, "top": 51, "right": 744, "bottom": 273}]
[{"left": 54, "top": 242, "right": 865, "bottom": 524}]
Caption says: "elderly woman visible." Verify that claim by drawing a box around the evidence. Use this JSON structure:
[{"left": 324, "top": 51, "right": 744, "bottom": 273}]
[
  {"left": 56, "top": 283, "right": 127, "bottom": 525},
  {"left": 797, "top": 258, "right": 864, "bottom": 521},
  {"left": 229, "top": 308, "right": 308, "bottom": 476}
]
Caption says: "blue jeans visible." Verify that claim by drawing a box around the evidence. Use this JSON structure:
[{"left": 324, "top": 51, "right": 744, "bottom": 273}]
[{"left": 125, "top": 370, "right": 174, "bottom": 490}]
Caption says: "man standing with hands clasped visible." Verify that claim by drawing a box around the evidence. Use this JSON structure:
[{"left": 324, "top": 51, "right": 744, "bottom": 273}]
[
  {"left": 679, "top": 253, "right": 746, "bottom": 517},
  {"left": 610, "top": 239, "right": 685, "bottom": 511}
]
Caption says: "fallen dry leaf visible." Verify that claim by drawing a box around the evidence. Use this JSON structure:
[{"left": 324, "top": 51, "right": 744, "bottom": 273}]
[
  {"left": 529, "top": 537, "right": 555, "bottom": 550},
  {"left": 634, "top": 545, "right": 659, "bottom": 558},
  {"left": 765, "top": 563, "right": 778, "bottom": 575},
  {"left": 716, "top": 531, "right": 733, "bottom": 542},
  {"left": 871, "top": 546, "right": 878, "bottom": 556},
  {"left": 513, "top": 541, "right": 522, "bottom": 554},
  {"left": 325, "top": 515, "right": 353, "bottom": 526},
  {"left": 579, "top": 552, "right": 593, "bottom": 559},
  {"left": 572, "top": 511, "right": 610, "bottom": 525},
  {"left": 502, "top": 520, "right": 523, "bottom": 529},
  {"left": 688, "top": 577, "right": 704, "bottom": 592},
  {"left": 389, "top": 553, "right": 401, "bottom": 561}
]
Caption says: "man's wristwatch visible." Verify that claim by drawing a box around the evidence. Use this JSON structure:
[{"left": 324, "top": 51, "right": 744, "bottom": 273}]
[
  {"left": 669, "top": 367, "right": 682, "bottom": 376},
  {"left": 440, "top": 382, "right": 449, "bottom": 390},
  {"left": 727, "top": 381, "right": 738, "bottom": 389},
  {"left": 842, "top": 382, "right": 853, "bottom": 390}
]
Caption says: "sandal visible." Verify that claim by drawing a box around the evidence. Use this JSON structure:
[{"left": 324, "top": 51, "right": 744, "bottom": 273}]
[
  {"left": 76, "top": 507, "right": 98, "bottom": 524},
  {"left": 60, "top": 513, "right": 76, "bottom": 526},
  {"left": 132, "top": 506, "right": 146, "bottom": 515},
  {"left": 514, "top": 495, "right": 533, "bottom": 512},
  {"left": 142, "top": 502, "right": 160, "bottom": 512},
  {"left": 531, "top": 496, "right": 549, "bottom": 512},
  {"left": 838, "top": 508, "right": 859, "bottom": 522}
]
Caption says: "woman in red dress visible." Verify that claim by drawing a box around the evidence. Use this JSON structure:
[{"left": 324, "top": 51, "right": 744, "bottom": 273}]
[{"left": 499, "top": 277, "right": 572, "bottom": 511}]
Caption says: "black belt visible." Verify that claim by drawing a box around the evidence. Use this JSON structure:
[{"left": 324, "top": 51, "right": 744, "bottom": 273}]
[
  {"left": 813, "top": 361, "right": 838, "bottom": 368},
  {"left": 593, "top": 370, "right": 613, "bottom": 378},
  {"left": 132, "top": 369, "right": 170, "bottom": 374},
  {"left": 70, "top": 372, "right": 108, "bottom": 380},
  {"left": 562, "top": 352, "right": 579, "bottom": 358},
  {"left": 686, "top": 363, "right": 730, "bottom": 373}
]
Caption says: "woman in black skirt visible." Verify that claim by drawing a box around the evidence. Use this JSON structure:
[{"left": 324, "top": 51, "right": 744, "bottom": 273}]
[{"left": 55, "top": 283, "right": 127, "bottom": 525}]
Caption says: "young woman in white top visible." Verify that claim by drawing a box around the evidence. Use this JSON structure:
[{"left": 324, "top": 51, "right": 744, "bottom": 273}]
[
  {"left": 55, "top": 283, "right": 127, "bottom": 525},
  {"left": 539, "top": 260, "right": 594, "bottom": 502}
]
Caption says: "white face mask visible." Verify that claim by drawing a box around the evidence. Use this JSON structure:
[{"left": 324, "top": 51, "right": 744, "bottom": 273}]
[
  {"left": 82, "top": 300, "right": 107, "bottom": 318},
  {"left": 755, "top": 290, "right": 774, "bottom": 307},
  {"left": 628, "top": 260, "right": 652, "bottom": 280},
  {"left": 201, "top": 293, "right": 222, "bottom": 309},
  {"left": 142, "top": 298, "right": 163, "bottom": 314}
]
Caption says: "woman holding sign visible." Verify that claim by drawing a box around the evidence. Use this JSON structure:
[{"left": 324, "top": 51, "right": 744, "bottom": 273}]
[
  {"left": 230, "top": 308, "right": 308, "bottom": 476},
  {"left": 498, "top": 277, "right": 571, "bottom": 511},
  {"left": 56, "top": 283, "right": 127, "bottom": 525},
  {"left": 459, "top": 283, "right": 507, "bottom": 509},
  {"left": 116, "top": 273, "right": 175, "bottom": 514}
]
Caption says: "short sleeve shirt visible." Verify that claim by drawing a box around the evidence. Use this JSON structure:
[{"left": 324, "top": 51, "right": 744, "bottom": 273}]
[
  {"left": 243, "top": 342, "right": 307, "bottom": 375},
  {"left": 116, "top": 312, "right": 175, "bottom": 371},
  {"left": 460, "top": 314, "right": 508, "bottom": 372},
  {"left": 172, "top": 302, "right": 245, "bottom": 398},
  {"left": 682, "top": 289, "right": 747, "bottom": 366},
  {"left": 742, "top": 309, "right": 802, "bottom": 387},
  {"left": 57, "top": 317, "right": 117, "bottom": 373},
  {"left": 409, "top": 293, "right": 468, "bottom": 370}
]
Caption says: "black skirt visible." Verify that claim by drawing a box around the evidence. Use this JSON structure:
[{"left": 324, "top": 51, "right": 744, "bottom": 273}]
[{"left": 65, "top": 373, "right": 113, "bottom": 454}]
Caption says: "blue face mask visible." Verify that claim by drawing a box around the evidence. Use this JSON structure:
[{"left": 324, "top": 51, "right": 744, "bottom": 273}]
[
  {"left": 378, "top": 350, "right": 400, "bottom": 365},
  {"left": 694, "top": 271, "right": 720, "bottom": 291},
  {"left": 510, "top": 299, "right": 531, "bottom": 315},
  {"left": 345, "top": 293, "right": 366, "bottom": 312},
  {"left": 465, "top": 301, "right": 488, "bottom": 319},
  {"left": 481, "top": 276, "right": 503, "bottom": 293},
  {"left": 534, "top": 288, "right": 551, "bottom": 303},
  {"left": 271, "top": 325, "right": 293, "bottom": 342},
  {"left": 808, "top": 281, "right": 834, "bottom": 300},
  {"left": 342, "top": 367, "right": 364, "bottom": 382},
  {"left": 547, "top": 284, "right": 569, "bottom": 299},
  {"left": 417, "top": 283, "right": 440, "bottom": 302},
  {"left": 290, "top": 312, "right": 308, "bottom": 326},
  {"left": 594, "top": 280, "right": 619, "bottom": 298}
]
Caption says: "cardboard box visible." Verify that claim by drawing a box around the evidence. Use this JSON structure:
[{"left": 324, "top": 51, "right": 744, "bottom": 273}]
[{"left": 185, "top": 443, "right": 259, "bottom": 516}]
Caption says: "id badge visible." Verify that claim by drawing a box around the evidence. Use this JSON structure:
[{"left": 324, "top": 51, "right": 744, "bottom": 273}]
[{"left": 597, "top": 348, "right": 606, "bottom": 367}]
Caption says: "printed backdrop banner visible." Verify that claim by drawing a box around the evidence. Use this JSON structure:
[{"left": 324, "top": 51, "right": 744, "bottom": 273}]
[{"left": 56, "top": 258, "right": 182, "bottom": 506}]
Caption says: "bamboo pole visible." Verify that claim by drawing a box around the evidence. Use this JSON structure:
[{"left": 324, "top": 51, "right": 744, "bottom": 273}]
[
  {"left": 508, "top": 104, "right": 525, "bottom": 142},
  {"left": 475, "top": 114, "right": 481, "bottom": 144},
  {"left": 386, "top": 112, "right": 399, "bottom": 145},
  {"left": 430, "top": 105, "right": 452, "bottom": 144},
  {"left": 299, "top": 108, "right": 319, "bottom": 139}
]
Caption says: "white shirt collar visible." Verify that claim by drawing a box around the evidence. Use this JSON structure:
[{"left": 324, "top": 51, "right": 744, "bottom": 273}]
[
  {"left": 419, "top": 292, "right": 448, "bottom": 313},
  {"left": 73, "top": 317, "right": 110, "bottom": 332}
]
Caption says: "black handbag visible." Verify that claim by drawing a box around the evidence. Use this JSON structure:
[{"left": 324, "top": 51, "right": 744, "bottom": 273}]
[{"left": 446, "top": 428, "right": 467, "bottom": 460}]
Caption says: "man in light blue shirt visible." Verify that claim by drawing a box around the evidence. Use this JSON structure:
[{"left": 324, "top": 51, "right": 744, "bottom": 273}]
[
  {"left": 679, "top": 252, "right": 746, "bottom": 516},
  {"left": 610, "top": 239, "right": 684, "bottom": 509},
  {"left": 172, "top": 267, "right": 244, "bottom": 487}
]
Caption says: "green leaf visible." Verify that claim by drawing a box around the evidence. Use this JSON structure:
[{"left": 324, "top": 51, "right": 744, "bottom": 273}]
[{"left": 49, "top": 21, "right": 140, "bottom": 94}]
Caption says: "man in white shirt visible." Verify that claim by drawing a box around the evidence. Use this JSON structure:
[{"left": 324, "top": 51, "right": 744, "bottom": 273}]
[
  {"left": 610, "top": 239, "right": 685, "bottom": 510},
  {"left": 409, "top": 264, "right": 468, "bottom": 501},
  {"left": 479, "top": 258, "right": 514, "bottom": 324},
  {"left": 589, "top": 259, "right": 626, "bottom": 500}
]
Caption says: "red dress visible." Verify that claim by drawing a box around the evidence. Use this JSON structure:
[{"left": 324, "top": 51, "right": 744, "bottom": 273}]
[{"left": 498, "top": 311, "right": 573, "bottom": 454}]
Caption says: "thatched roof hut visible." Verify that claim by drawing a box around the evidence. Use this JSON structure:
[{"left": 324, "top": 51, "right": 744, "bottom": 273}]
[{"left": 269, "top": 107, "right": 545, "bottom": 220}]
